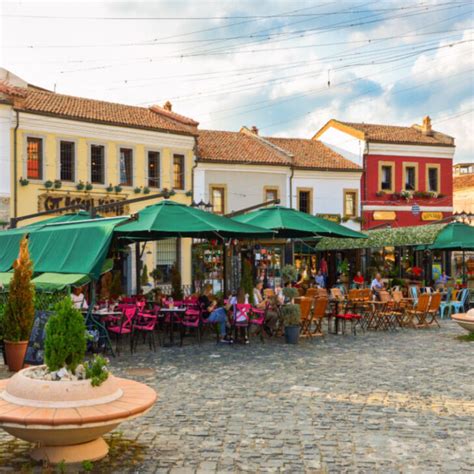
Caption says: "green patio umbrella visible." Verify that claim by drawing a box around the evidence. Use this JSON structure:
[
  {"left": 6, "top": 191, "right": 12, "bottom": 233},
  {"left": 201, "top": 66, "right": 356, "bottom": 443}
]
[
  {"left": 232, "top": 206, "right": 367, "bottom": 239},
  {"left": 114, "top": 200, "right": 274, "bottom": 240},
  {"left": 429, "top": 222, "right": 474, "bottom": 250},
  {"left": 23, "top": 210, "right": 95, "bottom": 229}
]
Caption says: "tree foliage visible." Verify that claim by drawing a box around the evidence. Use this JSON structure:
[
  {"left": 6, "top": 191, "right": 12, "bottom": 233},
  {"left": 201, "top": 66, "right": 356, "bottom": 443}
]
[
  {"left": 171, "top": 264, "right": 183, "bottom": 300},
  {"left": 140, "top": 263, "right": 149, "bottom": 287},
  {"left": 44, "top": 297, "right": 86, "bottom": 373},
  {"left": 4, "top": 237, "right": 35, "bottom": 341},
  {"left": 109, "top": 271, "right": 123, "bottom": 298}
]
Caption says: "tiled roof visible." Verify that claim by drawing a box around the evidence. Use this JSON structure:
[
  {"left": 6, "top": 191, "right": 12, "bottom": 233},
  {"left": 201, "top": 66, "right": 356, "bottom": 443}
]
[
  {"left": 332, "top": 120, "right": 455, "bottom": 146},
  {"left": 197, "top": 130, "right": 292, "bottom": 166},
  {"left": 454, "top": 174, "right": 474, "bottom": 190},
  {"left": 197, "top": 130, "right": 361, "bottom": 171},
  {"left": 4, "top": 85, "right": 198, "bottom": 135},
  {"left": 265, "top": 137, "right": 361, "bottom": 170},
  {"left": 0, "top": 81, "right": 27, "bottom": 98}
]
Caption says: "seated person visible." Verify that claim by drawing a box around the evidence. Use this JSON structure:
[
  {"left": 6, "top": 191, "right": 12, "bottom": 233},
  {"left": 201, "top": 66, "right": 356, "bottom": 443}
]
[
  {"left": 436, "top": 271, "right": 450, "bottom": 287},
  {"left": 71, "top": 286, "right": 88, "bottom": 310},
  {"left": 353, "top": 271, "right": 365, "bottom": 288},
  {"left": 252, "top": 281, "right": 267, "bottom": 309},
  {"left": 198, "top": 284, "right": 214, "bottom": 317},
  {"left": 315, "top": 270, "right": 325, "bottom": 288},
  {"left": 207, "top": 297, "right": 233, "bottom": 344},
  {"left": 370, "top": 273, "right": 385, "bottom": 299}
]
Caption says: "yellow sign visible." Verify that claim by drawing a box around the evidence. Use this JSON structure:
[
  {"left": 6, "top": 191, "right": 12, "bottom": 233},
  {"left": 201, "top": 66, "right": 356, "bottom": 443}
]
[
  {"left": 421, "top": 212, "right": 443, "bottom": 221},
  {"left": 373, "top": 211, "right": 396, "bottom": 221},
  {"left": 38, "top": 193, "right": 129, "bottom": 217},
  {"left": 316, "top": 213, "right": 341, "bottom": 223}
]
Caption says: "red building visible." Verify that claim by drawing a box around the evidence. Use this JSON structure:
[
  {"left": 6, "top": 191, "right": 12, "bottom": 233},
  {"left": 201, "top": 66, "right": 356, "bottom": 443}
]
[{"left": 314, "top": 117, "right": 455, "bottom": 229}]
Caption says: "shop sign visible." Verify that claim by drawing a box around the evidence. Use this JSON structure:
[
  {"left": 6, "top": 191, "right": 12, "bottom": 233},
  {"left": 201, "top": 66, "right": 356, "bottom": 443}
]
[
  {"left": 316, "top": 213, "right": 341, "bottom": 223},
  {"left": 38, "top": 193, "right": 129, "bottom": 216},
  {"left": 373, "top": 211, "right": 396, "bottom": 221},
  {"left": 421, "top": 212, "right": 443, "bottom": 221}
]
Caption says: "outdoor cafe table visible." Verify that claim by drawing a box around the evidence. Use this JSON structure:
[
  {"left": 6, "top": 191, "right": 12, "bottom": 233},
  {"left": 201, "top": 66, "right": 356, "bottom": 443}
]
[
  {"left": 159, "top": 307, "right": 187, "bottom": 347},
  {"left": 82, "top": 309, "right": 122, "bottom": 356}
]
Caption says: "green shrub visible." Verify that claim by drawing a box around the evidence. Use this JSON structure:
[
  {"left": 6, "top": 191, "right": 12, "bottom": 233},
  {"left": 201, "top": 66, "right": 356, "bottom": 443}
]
[
  {"left": 281, "top": 304, "right": 301, "bottom": 326},
  {"left": 282, "top": 287, "right": 299, "bottom": 300},
  {"left": 281, "top": 264, "right": 298, "bottom": 283},
  {"left": 44, "top": 298, "right": 87, "bottom": 373},
  {"left": 4, "top": 237, "right": 35, "bottom": 342},
  {"left": 85, "top": 355, "right": 109, "bottom": 387},
  {"left": 140, "top": 264, "right": 149, "bottom": 286},
  {"left": 241, "top": 259, "right": 254, "bottom": 298}
]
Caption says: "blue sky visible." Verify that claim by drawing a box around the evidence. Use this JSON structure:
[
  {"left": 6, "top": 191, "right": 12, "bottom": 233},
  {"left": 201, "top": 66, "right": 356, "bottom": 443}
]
[{"left": 1, "top": 0, "right": 473, "bottom": 161}]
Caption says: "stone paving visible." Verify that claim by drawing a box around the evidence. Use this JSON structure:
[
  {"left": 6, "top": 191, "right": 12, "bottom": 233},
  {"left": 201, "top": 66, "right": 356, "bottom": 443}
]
[{"left": 0, "top": 320, "right": 473, "bottom": 473}]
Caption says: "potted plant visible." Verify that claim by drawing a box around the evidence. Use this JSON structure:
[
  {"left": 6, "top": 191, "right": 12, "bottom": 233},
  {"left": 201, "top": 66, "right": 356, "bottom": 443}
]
[
  {"left": 281, "top": 287, "right": 301, "bottom": 344},
  {"left": 338, "top": 259, "right": 350, "bottom": 284},
  {"left": 44, "top": 180, "right": 53, "bottom": 189},
  {"left": 150, "top": 266, "right": 163, "bottom": 286},
  {"left": 53, "top": 179, "right": 62, "bottom": 190},
  {"left": 281, "top": 264, "right": 298, "bottom": 284},
  {"left": 143, "top": 186, "right": 151, "bottom": 195},
  {"left": 0, "top": 297, "right": 157, "bottom": 464},
  {"left": 3, "top": 237, "right": 35, "bottom": 372},
  {"left": 106, "top": 183, "right": 114, "bottom": 193},
  {"left": 19, "top": 177, "right": 29, "bottom": 186},
  {"left": 85, "top": 182, "right": 93, "bottom": 191},
  {"left": 114, "top": 185, "right": 122, "bottom": 193},
  {"left": 134, "top": 186, "right": 142, "bottom": 194},
  {"left": 76, "top": 180, "right": 85, "bottom": 191}
]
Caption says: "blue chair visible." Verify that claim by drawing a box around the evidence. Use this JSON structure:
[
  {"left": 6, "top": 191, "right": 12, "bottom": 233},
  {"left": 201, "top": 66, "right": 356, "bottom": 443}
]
[
  {"left": 450, "top": 289, "right": 470, "bottom": 315},
  {"left": 439, "top": 287, "right": 453, "bottom": 319},
  {"left": 409, "top": 286, "right": 419, "bottom": 305}
]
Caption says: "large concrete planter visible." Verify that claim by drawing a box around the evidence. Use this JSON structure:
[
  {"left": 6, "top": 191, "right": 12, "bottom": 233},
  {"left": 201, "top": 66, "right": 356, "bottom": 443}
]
[
  {"left": 0, "top": 365, "right": 157, "bottom": 464},
  {"left": 452, "top": 309, "right": 474, "bottom": 333},
  {"left": 3, "top": 340, "right": 28, "bottom": 372}
]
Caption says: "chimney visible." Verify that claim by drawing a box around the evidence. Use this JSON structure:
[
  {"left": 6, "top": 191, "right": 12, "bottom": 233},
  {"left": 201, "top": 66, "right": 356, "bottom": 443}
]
[
  {"left": 421, "top": 115, "right": 433, "bottom": 136},
  {"left": 250, "top": 125, "right": 259, "bottom": 135},
  {"left": 163, "top": 101, "right": 172, "bottom": 111}
]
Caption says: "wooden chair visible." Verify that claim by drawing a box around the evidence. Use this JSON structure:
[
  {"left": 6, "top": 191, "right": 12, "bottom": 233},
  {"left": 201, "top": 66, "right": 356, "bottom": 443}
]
[
  {"left": 425, "top": 292, "right": 441, "bottom": 328},
  {"left": 405, "top": 293, "right": 431, "bottom": 328},
  {"left": 316, "top": 288, "right": 328, "bottom": 299},
  {"left": 312, "top": 298, "right": 328, "bottom": 336},
  {"left": 299, "top": 297, "right": 314, "bottom": 338},
  {"left": 305, "top": 288, "right": 318, "bottom": 298}
]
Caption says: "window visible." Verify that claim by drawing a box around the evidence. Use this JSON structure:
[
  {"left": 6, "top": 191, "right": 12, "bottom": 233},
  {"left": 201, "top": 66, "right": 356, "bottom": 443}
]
[
  {"left": 154, "top": 238, "right": 177, "bottom": 284},
  {"left": 380, "top": 166, "right": 392, "bottom": 191},
  {"left": 298, "top": 189, "right": 312, "bottom": 214},
  {"left": 404, "top": 164, "right": 417, "bottom": 191},
  {"left": 427, "top": 165, "right": 440, "bottom": 193},
  {"left": 264, "top": 187, "right": 279, "bottom": 203},
  {"left": 90, "top": 145, "right": 105, "bottom": 184},
  {"left": 27, "top": 137, "right": 43, "bottom": 180},
  {"left": 147, "top": 151, "right": 160, "bottom": 188},
  {"left": 60, "top": 141, "right": 75, "bottom": 181},
  {"left": 173, "top": 154, "right": 185, "bottom": 189},
  {"left": 211, "top": 186, "right": 226, "bottom": 214},
  {"left": 344, "top": 190, "right": 357, "bottom": 217},
  {"left": 119, "top": 148, "right": 133, "bottom": 186}
]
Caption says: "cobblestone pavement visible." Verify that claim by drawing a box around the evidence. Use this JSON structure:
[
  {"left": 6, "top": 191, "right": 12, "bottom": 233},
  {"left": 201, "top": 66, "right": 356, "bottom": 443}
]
[{"left": 0, "top": 321, "right": 473, "bottom": 473}]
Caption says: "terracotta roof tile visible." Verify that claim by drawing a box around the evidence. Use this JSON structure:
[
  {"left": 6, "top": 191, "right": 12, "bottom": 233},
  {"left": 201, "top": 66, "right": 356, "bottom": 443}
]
[
  {"left": 335, "top": 120, "right": 454, "bottom": 146},
  {"left": 0, "top": 81, "right": 28, "bottom": 98},
  {"left": 454, "top": 174, "right": 474, "bottom": 190},
  {"left": 197, "top": 130, "right": 291, "bottom": 166},
  {"left": 265, "top": 137, "right": 361, "bottom": 171},
  {"left": 8, "top": 86, "right": 197, "bottom": 135}
]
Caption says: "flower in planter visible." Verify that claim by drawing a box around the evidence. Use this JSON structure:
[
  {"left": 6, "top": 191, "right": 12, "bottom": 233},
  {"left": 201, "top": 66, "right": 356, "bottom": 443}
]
[
  {"left": 400, "top": 190, "right": 413, "bottom": 200},
  {"left": 19, "top": 177, "right": 29, "bottom": 186},
  {"left": 85, "top": 182, "right": 93, "bottom": 191},
  {"left": 44, "top": 180, "right": 53, "bottom": 189},
  {"left": 53, "top": 180, "right": 62, "bottom": 189},
  {"left": 375, "top": 191, "right": 386, "bottom": 197},
  {"left": 76, "top": 181, "right": 85, "bottom": 191},
  {"left": 143, "top": 186, "right": 150, "bottom": 194},
  {"left": 114, "top": 185, "right": 122, "bottom": 193},
  {"left": 134, "top": 187, "right": 142, "bottom": 194},
  {"left": 185, "top": 190, "right": 193, "bottom": 197},
  {"left": 106, "top": 184, "right": 114, "bottom": 193}
]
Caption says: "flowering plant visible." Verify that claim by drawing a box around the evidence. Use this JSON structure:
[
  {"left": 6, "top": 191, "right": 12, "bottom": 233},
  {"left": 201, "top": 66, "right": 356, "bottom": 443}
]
[{"left": 400, "top": 190, "right": 413, "bottom": 200}]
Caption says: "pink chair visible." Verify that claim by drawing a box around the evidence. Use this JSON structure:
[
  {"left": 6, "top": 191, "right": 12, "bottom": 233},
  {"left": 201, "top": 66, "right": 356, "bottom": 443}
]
[
  {"left": 180, "top": 307, "right": 202, "bottom": 346},
  {"left": 107, "top": 306, "right": 136, "bottom": 354},
  {"left": 234, "top": 304, "right": 251, "bottom": 343},
  {"left": 133, "top": 311, "right": 158, "bottom": 352},
  {"left": 250, "top": 306, "right": 266, "bottom": 343}
]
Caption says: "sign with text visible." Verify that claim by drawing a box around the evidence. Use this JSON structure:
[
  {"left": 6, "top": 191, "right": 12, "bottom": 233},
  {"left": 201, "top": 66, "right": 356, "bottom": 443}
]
[
  {"left": 421, "top": 212, "right": 443, "bottom": 221},
  {"left": 315, "top": 213, "right": 341, "bottom": 223},
  {"left": 38, "top": 193, "right": 129, "bottom": 216},
  {"left": 373, "top": 211, "right": 396, "bottom": 221}
]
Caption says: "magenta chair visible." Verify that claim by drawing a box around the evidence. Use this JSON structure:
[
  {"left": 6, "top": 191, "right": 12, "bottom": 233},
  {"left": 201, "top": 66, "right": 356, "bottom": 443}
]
[
  {"left": 107, "top": 306, "right": 136, "bottom": 354},
  {"left": 180, "top": 307, "right": 202, "bottom": 346},
  {"left": 250, "top": 306, "right": 266, "bottom": 343},
  {"left": 133, "top": 311, "right": 158, "bottom": 352},
  {"left": 234, "top": 304, "right": 251, "bottom": 343}
]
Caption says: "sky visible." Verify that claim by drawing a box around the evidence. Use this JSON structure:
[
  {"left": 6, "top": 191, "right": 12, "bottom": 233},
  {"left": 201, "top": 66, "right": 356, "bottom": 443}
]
[{"left": 1, "top": 0, "right": 473, "bottom": 162}]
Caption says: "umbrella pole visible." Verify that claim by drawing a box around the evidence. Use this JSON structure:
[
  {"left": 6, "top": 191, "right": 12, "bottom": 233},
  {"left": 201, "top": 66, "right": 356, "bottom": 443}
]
[
  {"left": 135, "top": 242, "right": 141, "bottom": 295},
  {"left": 222, "top": 239, "right": 227, "bottom": 296},
  {"left": 463, "top": 250, "right": 466, "bottom": 286}
]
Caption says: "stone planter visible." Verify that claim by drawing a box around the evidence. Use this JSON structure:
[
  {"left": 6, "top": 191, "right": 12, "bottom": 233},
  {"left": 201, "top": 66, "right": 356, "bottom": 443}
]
[
  {"left": 452, "top": 309, "right": 474, "bottom": 333},
  {"left": 3, "top": 340, "right": 28, "bottom": 372},
  {"left": 0, "top": 365, "right": 156, "bottom": 464},
  {"left": 284, "top": 326, "right": 300, "bottom": 344}
]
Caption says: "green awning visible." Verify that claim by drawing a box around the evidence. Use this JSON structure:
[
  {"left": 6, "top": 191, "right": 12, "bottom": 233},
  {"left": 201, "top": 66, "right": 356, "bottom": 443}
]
[
  {"left": 233, "top": 206, "right": 367, "bottom": 239},
  {"left": 0, "top": 228, "right": 30, "bottom": 272},
  {"left": 316, "top": 223, "right": 447, "bottom": 251},
  {"left": 32, "top": 272, "right": 91, "bottom": 291},
  {"left": 115, "top": 200, "right": 273, "bottom": 240},
  {"left": 23, "top": 211, "right": 95, "bottom": 229},
  {"left": 0, "top": 272, "right": 13, "bottom": 287},
  {"left": 29, "top": 217, "right": 127, "bottom": 280},
  {"left": 429, "top": 222, "right": 474, "bottom": 251}
]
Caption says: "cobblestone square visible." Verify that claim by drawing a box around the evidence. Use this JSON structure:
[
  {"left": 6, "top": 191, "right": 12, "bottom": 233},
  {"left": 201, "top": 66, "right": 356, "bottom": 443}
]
[{"left": 1, "top": 321, "right": 473, "bottom": 473}]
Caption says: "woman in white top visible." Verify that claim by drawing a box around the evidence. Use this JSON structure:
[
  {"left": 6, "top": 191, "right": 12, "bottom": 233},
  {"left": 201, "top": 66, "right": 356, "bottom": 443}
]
[{"left": 71, "top": 286, "right": 88, "bottom": 310}]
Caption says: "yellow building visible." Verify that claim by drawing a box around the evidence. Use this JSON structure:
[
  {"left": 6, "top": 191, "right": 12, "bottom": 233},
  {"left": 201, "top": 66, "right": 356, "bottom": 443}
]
[{"left": 0, "top": 69, "right": 198, "bottom": 289}]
